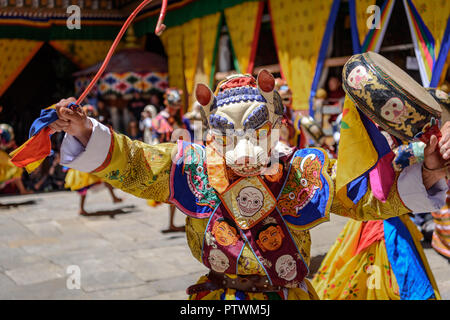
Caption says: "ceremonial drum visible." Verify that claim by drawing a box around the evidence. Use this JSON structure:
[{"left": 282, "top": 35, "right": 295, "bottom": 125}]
[{"left": 342, "top": 51, "right": 442, "bottom": 142}]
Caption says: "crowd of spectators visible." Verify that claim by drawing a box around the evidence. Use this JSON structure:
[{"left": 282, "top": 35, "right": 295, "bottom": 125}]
[{"left": 0, "top": 90, "right": 166, "bottom": 195}]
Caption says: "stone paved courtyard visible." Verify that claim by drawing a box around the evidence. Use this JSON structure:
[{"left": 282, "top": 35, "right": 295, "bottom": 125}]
[{"left": 0, "top": 186, "right": 449, "bottom": 300}]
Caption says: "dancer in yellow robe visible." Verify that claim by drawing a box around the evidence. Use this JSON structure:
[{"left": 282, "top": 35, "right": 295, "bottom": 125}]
[
  {"left": 0, "top": 124, "right": 31, "bottom": 195},
  {"left": 47, "top": 72, "right": 449, "bottom": 300}
]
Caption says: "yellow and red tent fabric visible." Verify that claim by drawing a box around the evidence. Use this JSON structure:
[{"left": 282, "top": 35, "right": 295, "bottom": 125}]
[
  {"left": 269, "top": 0, "right": 338, "bottom": 111},
  {"left": 224, "top": 1, "right": 264, "bottom": 75},
  {"left": 0, "top": 39, "right": 44, "bottom": 97}
]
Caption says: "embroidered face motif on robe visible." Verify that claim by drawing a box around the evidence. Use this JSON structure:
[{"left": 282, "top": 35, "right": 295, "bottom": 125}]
[
  {"left": 211, "top": 219, "right": 239, "bottom": 246},
  {"left": 275, "top": 254, "right": 297, "bottom": 281},
  {"left": 236, "top": 186, "right": 264, "bottom": 217},
  {"left": 220, "top": 176, "right": 277, "bottom": 230},
  {"left": 278, "top": 154, "right": 323, "bottom": 216},
  {"left": 208, "top": 249, "right": 230, "bottom": 273},
  {"left": 256, "top": 223, "right": 285, "bottom": 252}
]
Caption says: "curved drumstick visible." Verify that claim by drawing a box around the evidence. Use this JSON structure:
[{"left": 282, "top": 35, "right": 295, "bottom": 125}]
[
  {"left": 10, "top": 0, "right": 168, "bottom": 169},
  {"left": 155, "top": 0, "right": 168, "bottom": 36},
  {"left": 76, "top": 0, "right": 168, "bottom": 105}
]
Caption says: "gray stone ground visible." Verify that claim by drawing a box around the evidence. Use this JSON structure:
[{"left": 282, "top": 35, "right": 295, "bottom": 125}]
[{"left": 0, "top": 186, "right": 448, "bottom": 300}]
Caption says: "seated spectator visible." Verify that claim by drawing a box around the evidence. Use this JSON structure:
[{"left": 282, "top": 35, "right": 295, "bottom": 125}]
[
  {"left": 326, "top": 76, "right": 345, "bottom": 106},
  {"left": 128, "top": 90, "right": 147, "bottom": 123},
  {"left": 140, "top": 105, "right": 158, "bottom": 145},
  {"left": 313, "top": 88, "right": 327, "bottom": 126},
  {"left": 128, "top": 120, "right": 142, "bottom": 141},
  {"left": 96, "top": 99, "right": 111, "bottom": 126},
  {"left": 149, "top": 92, "right": 164, "bottom": 112}
]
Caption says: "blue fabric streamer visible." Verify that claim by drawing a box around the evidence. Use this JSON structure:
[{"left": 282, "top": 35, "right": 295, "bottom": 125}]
[
  {"left": 347, "top": 174, "right": 368, "bottom": 204},
  {"left": 383, "top": 217, "right": 435, "bottom": 300},
  {"left": 28, "top": 108, "right": 58, "bottom": 138}
]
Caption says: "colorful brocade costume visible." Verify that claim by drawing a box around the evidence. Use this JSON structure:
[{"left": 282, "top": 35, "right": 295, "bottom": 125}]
[
  {"left": 311, "top": 142, "right": 441, "bottom": 300},
  {"left": 58, "top": 72, "right": 446, "bottom": 300},
  {"left": 59, "top": 123, "right": 446, "bottom": 300}
]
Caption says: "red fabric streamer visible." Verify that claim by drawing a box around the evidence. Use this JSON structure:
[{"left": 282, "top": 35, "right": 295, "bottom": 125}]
[
  {"left": 354, "top": 220, "right": 385, "bottom": 255},
  {"left": 10, "top": 127, "right": 52, "bottom": 167}
]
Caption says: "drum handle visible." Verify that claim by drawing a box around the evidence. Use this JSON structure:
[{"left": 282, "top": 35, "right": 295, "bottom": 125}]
[{"left": 417, "top": 122, "right": 442, "bottom": 145}]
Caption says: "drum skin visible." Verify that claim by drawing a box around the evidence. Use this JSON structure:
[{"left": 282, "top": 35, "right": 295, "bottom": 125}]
[{"left": 342, "top": 52, "right": 441, "bottom": 141}]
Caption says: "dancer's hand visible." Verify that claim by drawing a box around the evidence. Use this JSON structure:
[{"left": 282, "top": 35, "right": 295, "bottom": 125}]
[
  {"left": 48, "top": 97, "right": 93, "bottom": 147},
  {"left": 422, "top": 121, "right": 450, "bottom": 188},
  {"left": 438, "top": 121, "right": 450, "bottom": 161}
]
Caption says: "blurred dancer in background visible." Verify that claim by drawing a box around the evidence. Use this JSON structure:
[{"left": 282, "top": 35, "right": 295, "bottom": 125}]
[
  {"left": 152, "top": 88, "right": 186, "bottom": 232},
  {"left": 64, "top": 105, "right": 122, "bottom": 215},
  {"left": 0, "top": 124, "right": 31, "bottom": 195}
]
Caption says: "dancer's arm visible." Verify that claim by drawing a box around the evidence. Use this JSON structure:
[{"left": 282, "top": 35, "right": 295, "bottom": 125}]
[
  {"left": 330, "top": 166, "right": 447, "bottom": 220},
  {"left": 51, "top": 98, "right": 176, "bottom": 202},
  {"left": 330, "top": 125, "right": 450, "bottom": 220}
]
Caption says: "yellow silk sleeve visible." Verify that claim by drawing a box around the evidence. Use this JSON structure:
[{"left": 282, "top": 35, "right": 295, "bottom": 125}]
[
  {"left": 92, "top": 131, "right": 176, "bottom": 202},
  {"left": 328, "top": 159, "right": 411, "bottom": 221}
]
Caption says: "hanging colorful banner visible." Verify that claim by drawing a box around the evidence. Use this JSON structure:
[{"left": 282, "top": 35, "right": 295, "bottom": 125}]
[
  {"left": 349, "top": 0, "right": 377, "bottom": 54},
  {"left": 160, "top": 12, "right": 222, "bottom": 108},
  {"left": 431, "top": 18, "right": 450, "bottom": 87},
  {"left": 403, "top": 0, "right": 450, "bottom": 87},
  {"left": 160, "top": 25, "right": 185, "bottom": 93},
  {"left": 360, "top": 0, "right": 396, "bottom": 53},
  {"left": 309, "top": 0, "right": 341, "bottom": 115},
  {"left": 410, "top": 0, "right": 450, "bottom": 57},
  {"left": 403, "top": 0, "right": 436, "bottom": 87},
  {"left": 134, "top": 0, "right": 262, "bottom": 36},
  {"left": 200, "top": 13, "right": 222, "bottom": 87},
  {"left": 0, "top": 11, "right": 123, "bottom": 41},
  {"left": 76, "top": 72, "right": 168, "bottom": 98},
  {"left": 182, "top": 18, "right": 202, "bottom": 108}
]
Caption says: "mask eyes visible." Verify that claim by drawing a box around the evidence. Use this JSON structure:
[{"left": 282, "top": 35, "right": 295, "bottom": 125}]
[
  {"left": 213, "top": 123, "right": 271, "bottom": 146},
  {"left": 214, "top": 135, "right": 229, "bottom": 146}
]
